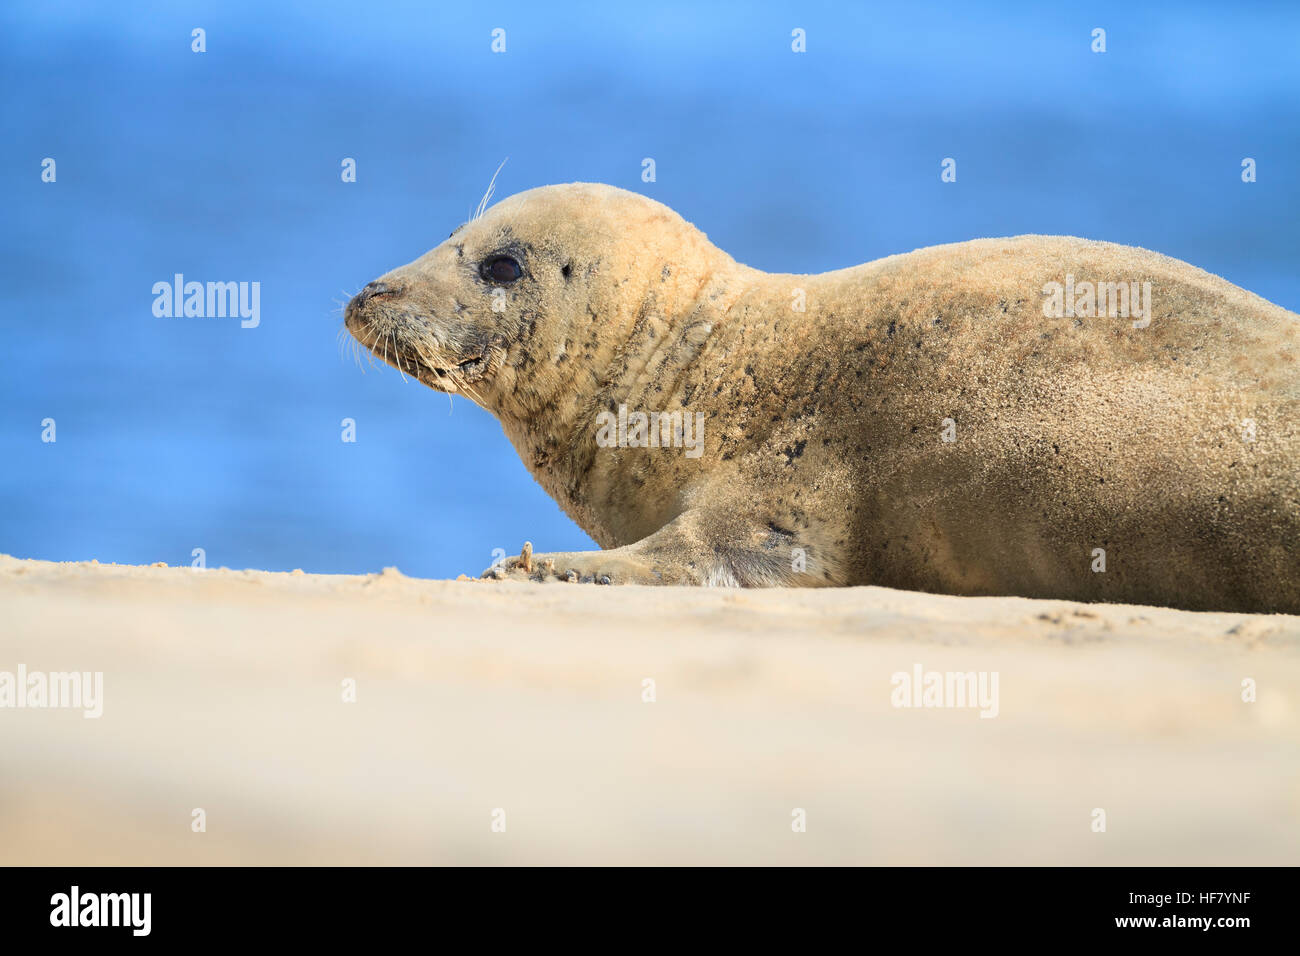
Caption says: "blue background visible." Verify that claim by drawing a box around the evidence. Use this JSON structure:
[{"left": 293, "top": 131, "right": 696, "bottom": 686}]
[{"left": 2, "top": 1, "right": 1297, "bottom": 577}]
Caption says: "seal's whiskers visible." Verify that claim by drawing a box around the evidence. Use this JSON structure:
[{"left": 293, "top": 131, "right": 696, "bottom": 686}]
[{"left": 472, "top": 159, "right": 508, "bottom": 222}]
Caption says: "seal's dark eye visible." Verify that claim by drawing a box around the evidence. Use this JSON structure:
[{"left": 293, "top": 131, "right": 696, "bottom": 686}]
[{"left": 483, "top": 255, "right": 522, "bottom": 283}]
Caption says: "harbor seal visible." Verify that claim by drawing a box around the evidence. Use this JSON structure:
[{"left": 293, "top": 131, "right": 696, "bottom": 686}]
[{"left": 345, "top": 183, "right": 1300, "bottom": 612}]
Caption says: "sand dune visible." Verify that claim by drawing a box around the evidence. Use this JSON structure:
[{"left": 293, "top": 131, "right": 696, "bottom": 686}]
[{"left": 0, "top": 554, "right": 1296, "bottom": 865}]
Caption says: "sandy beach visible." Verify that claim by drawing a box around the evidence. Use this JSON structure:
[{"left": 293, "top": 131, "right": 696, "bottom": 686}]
[{"left": 0, "top": 553, "right": 1296, "bottom": 865}]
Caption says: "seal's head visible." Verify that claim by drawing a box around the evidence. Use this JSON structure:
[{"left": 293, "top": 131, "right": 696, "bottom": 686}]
[{"left": 345, "top": 182, "right": 734, "bottom": 421}]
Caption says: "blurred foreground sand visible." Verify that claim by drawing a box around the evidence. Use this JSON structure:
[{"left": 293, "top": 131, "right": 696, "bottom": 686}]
[{"left": 0, "top": 554, "right": 1297, "bottom": 865}]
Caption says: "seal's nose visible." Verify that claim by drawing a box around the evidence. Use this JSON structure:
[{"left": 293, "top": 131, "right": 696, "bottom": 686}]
[
  {"left": 355, "top": 280, "right": 393, "bottom": 306},
  {"left": 346, "top": 280, "right": 397, "bottom": 323}
]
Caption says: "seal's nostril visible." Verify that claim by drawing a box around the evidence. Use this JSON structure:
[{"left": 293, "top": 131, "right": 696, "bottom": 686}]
[
  {"left": 348, "top": 280, "right": 398, "bottom": 319},
  {"left": 358, "top": 280, "right": 393, "bottom": 304}
]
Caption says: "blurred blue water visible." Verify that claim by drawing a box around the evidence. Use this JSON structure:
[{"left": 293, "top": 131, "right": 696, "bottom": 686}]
[{"left": 2, "top": 0, "right": 1297, "bottom": 576}]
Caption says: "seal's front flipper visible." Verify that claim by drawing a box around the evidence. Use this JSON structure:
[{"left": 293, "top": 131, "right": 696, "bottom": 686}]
[
  {"left": 479, "top": 540, "right": 668, "bottom": 585},
  {"left": 477, "top": 509, "right": 838, "bottom": 587}
]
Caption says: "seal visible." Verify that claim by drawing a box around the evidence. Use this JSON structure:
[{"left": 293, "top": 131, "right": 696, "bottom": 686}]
[{"left": 345, "top": 182, "right": 1300, "bottom": 612}]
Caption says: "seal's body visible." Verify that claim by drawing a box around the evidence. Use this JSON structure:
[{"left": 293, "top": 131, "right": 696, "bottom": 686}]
[{"left": 346, "top": 183, "right": 1299, "bottom": 611}]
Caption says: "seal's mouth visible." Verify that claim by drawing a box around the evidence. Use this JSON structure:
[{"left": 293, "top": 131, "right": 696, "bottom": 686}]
[
  {"left": 447, "top": 355, "right": 486, "bottom": 378},
  {"left": 345, "top": 287, "right": 492, "bottom": 396},
  {"left": 421, "top": 354, "right": 488, "bottom": 390}
]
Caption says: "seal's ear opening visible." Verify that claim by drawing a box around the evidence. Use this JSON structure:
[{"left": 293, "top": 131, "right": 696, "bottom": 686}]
[{"left": 562, "top": 263, "right": 572, "bottom": 280}]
